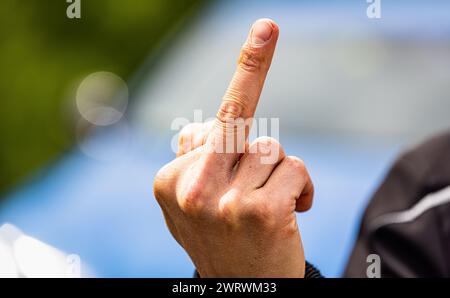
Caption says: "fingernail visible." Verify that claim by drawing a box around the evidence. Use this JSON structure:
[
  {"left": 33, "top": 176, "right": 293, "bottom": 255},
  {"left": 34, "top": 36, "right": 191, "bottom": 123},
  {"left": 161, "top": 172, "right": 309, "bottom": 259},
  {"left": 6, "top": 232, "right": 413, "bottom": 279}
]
[{"left": 250, "top": 19, "right": 274, "bottom": 45}]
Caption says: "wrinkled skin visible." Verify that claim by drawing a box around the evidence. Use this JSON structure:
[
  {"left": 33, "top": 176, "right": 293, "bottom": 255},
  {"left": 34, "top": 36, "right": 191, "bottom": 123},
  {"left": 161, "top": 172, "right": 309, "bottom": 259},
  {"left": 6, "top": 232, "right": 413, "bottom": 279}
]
[{"left": 153, "top": 19, "right": 314, "bottom": 277}]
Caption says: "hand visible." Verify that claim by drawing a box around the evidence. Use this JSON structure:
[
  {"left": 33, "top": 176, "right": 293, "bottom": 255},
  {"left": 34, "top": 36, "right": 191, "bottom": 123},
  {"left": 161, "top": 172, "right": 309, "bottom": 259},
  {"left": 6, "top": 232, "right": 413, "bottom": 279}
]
[{"left": 153, "top": 19, "right": 314, "bottom": 277}]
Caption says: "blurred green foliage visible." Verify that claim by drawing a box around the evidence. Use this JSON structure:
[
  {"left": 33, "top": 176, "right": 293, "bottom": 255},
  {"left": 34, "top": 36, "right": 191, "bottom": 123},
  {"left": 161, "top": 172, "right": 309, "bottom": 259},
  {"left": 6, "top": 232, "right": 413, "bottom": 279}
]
[{"left": 0, "top": 0, "right": 205, "bottom": 195}]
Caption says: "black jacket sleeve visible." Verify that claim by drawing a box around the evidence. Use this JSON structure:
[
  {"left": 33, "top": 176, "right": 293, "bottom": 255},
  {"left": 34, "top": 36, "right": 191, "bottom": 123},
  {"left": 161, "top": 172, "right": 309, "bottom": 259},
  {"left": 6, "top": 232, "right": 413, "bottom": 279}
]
[
  {"left": 345, "top": 131, "right": 450, "bottom": 277},
  {"left": 193, "top": 261, "right": 323, "bottom": 278}
]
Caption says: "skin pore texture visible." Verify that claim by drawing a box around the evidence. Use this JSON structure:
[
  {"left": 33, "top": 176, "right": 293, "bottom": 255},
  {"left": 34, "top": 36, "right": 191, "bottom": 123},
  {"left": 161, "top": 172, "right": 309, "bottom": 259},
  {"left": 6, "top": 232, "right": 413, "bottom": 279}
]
[{"left": 153, "top": 19, "right": 314, "bottom": 277}]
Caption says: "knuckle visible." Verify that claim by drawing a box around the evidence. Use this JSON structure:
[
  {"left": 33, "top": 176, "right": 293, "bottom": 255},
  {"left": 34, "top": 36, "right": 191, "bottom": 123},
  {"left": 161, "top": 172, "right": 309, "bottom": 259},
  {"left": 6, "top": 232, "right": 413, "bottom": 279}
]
[
  {"left": 153, "top": 164, "right": 175, "bottom": 202},
  {"left": 179, "top": 123, "right": 194, "bottom": 139},
  {"left": 254, "top": 136, "right": 281, "bottom": 148},
  {"left": 250, "top": 137, "right": 282, "bottom": 155},
  {"left": 178, "top": 123, "right": 209, "bottom": 155},
  {"left": 178, "top": 123, "right": 198, "bottom": 145},
  {"left": 216, "top": 93, "right": 247, "bottom": 123},
  {"left": 285, "top": 156, "right": 307, "bottom": 173},
  {"left": 177, "top": 127, "right": 190, "bottom": 154},
  {"left": 238, "top": 45, "right": 264, "bottom": 72},
  {"left": 177, "top": 168, "right": 215, "bottom": 217},
  {"left": 217, "top": 198, "right": 236, "bottom": 224},
  {"left": 217, "top": 189, "right": 242, "bottom": 224},
  {"left": 178, "top": 186, "right": 205, "bottom": 216},
  {"left": 281, "top": 220, "right": 300, "bottom": 238}
]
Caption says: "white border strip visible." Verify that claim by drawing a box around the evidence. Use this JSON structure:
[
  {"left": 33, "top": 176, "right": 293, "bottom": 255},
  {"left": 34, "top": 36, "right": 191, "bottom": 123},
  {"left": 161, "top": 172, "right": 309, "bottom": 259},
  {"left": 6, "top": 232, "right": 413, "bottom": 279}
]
[{"left": 369, "top": 185, "right": 450, "bottom": 231}]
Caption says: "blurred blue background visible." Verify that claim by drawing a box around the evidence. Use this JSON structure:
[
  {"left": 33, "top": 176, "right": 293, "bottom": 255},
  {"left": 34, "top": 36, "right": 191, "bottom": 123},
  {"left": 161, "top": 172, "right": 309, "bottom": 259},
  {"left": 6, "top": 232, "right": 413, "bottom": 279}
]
[{"left": 1, "top": 0, "right": 450, "bottom": 277}]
